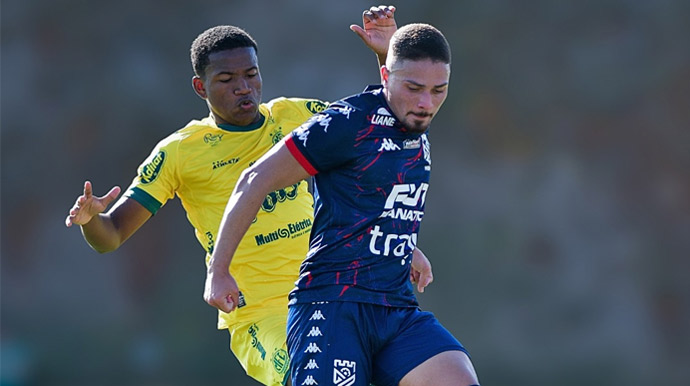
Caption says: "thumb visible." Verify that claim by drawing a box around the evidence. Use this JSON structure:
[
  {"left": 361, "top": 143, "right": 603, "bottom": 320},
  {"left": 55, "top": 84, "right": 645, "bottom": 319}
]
[
  {"left": 350, "top": 25, "right": 369, "bottom": 44},
  {"left": 102, "top": 186, "right": 122, "bottom": 205},
  {"left": 417, "top": 271, "right": 433, "bottom": 293}
]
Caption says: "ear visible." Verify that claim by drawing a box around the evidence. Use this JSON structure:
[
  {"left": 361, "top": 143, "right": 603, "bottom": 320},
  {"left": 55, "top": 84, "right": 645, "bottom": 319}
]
[
  {"left": 192, "top": 76, "right": 207, "bottom": 99},
  {"left": 380, "top": 65, "right": 390, "bottom": 87}
]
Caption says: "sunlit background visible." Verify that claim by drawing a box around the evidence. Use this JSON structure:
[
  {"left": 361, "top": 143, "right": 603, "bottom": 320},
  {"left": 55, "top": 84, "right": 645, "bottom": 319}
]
[{"left": 2, "top": 1, "right": 689, "bottom": 385}]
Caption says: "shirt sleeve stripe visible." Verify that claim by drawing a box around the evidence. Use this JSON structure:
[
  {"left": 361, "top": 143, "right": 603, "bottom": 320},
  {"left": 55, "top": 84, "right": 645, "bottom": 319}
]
[
  {"left": 285, "top": 134, "right": 318, "bottom": 175},
  {"left": 125, "top": 187, "right": 162, "bottom": 215}
]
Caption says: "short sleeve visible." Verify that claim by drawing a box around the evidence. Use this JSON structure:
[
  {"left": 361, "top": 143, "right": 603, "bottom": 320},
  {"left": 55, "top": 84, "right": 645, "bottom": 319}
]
[
  {"left": 124, "top": 138, "right": 179, "bottom": 214},
  {"left": 285, "top": 103, "right": 360, "bottom": 175}
]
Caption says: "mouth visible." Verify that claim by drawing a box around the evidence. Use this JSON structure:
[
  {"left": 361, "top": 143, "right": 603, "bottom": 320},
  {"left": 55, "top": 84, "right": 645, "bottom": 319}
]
[
  {"left": 409, "top": 112, "right": 432, "bottom": 120},
  {"left": 237, "top": 98, "right": 256, "bottom": 111}
]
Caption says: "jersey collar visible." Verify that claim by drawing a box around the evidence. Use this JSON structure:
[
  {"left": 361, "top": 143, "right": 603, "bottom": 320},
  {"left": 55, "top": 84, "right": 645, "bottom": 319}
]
[{"left": 217, "top": 114, "right": 266, "bottom": 132}]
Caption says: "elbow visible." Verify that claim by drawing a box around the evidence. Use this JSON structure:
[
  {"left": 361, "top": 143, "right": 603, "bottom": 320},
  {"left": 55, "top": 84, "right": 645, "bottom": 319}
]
[{"left": 89, "top": 241, "right": 121, "bottom": 254}]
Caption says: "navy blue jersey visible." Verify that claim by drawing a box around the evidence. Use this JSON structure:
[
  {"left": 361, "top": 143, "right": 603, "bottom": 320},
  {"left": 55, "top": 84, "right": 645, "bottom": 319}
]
[{"left": 285, "top": 85, "right": 432, "bottom": 308}]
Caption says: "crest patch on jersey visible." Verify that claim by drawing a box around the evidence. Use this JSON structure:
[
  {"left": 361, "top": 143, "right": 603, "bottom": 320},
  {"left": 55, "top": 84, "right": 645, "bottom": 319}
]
[
  {"left": 139, "top": 150, "right": 166, "bottom": 184},
  {"left": 270, "top": 127, "right": 284, "bottom": 145}
]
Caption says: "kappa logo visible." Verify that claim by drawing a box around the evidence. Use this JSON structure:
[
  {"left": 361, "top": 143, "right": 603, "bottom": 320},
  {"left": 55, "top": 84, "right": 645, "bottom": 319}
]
[
  {"left": 302, "top": 375, "right": 318, "bottom": 385},
  {"left": 307, "top": 326, "right": 323, "bottom": 337},
  {"left": 333, "top": 359, "right": 356, "bottom": 386},
  {"left": 313, "top": 114, "right": 332, "bottom": 132},
  {"left": 371, "top": 107, "right": 396, "bottom": 127},
  {"left": 304, "top": 359, "right": 319, "bottom": 370},
  {"left": 378, "top": 138, "right": 400, "bottom": 152},
  {"left": 304, "top": 342, "right": 322, "bottom": 353},
  {"left": 295, "top": 125, "right": 310, "bottom": 147},
  {"left": 309, "top": 310, "right": 325, "bottom": 320},
  {"left": 333, "top": 105, "right": 354, "bottom": 119}
]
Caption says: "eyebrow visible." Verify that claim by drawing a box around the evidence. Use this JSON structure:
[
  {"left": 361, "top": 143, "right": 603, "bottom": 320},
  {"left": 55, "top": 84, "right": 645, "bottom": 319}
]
[
  {"left": 405, "top": 79, "right": 448, "bottom": 88},
  {"left": 214, "top": 66, "right": 258, "bottom": 76}
]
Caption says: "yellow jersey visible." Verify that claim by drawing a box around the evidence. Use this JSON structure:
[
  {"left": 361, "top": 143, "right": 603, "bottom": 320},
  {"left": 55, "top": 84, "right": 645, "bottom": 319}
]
[{"left": 124, "top": 97, "right": 327, "bottom": 329}]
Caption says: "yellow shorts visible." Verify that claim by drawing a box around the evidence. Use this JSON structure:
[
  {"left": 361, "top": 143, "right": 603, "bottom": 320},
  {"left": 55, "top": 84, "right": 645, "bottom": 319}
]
[{"left": 227, "top": 312, "right": 290, "bottom": 386}]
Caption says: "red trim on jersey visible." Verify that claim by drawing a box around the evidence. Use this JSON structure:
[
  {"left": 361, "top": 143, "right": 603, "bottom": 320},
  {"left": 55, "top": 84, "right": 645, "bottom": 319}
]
[{"left": 286, "top": 135, "right": 318, "bottom": 175}]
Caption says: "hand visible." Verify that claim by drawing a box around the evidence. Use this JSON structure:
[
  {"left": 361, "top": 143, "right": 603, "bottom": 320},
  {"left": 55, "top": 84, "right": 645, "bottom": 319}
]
[
  {"left": 350, "top": 5, "right": 397, "bottom": 58},
  {"left": 410, "top": 247, "right": 433, "bottom": 293},
  {"left": 203, "top": 268, "right": 240, "bottom": 313},
  {"left": 65, "top": 181, "right": 121, "bottom": 227}
]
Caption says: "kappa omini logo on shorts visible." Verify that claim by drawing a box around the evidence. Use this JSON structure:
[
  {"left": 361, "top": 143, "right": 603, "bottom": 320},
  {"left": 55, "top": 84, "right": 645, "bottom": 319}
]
[
  {"left": 304, "top": 359, "right": 319, "bottom": 369},
  {"left": 307, "top": 326, "right": 323, "bottom": 337},
  {"left": 309, "top": 310, "right": 325, "bottom": 320},
  {"left": 333, "top": 359, "right": 356, "bottom": 386},
  {"left": 301, "top": 375, "right": 318, "bottom": 385},
  {"left": 304, "top": 342, "right": 322, "bottom": 353}
]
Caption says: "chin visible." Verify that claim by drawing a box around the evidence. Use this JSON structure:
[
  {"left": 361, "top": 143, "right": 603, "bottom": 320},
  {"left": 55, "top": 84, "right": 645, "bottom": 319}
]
[{"left": 403, "top": 122, "right": 429, "bottom": 134}]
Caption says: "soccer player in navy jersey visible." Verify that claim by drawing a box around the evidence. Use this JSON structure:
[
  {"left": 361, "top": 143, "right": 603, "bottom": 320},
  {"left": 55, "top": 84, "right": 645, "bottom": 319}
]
[{"left": 206, "top": 23, "right": 480, "bottom": 386}]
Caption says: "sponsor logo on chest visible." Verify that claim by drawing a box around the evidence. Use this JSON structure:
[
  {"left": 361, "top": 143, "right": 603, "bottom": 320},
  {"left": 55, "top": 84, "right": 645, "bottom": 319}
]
[{"left": 370, "top": 107, "right": 396, "bottom": 127}]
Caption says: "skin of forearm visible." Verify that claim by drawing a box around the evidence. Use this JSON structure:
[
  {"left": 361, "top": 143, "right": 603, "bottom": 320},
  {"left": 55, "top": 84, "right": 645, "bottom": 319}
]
[{"left": 80, "top": 213, "right": 122, "bottom": 253}]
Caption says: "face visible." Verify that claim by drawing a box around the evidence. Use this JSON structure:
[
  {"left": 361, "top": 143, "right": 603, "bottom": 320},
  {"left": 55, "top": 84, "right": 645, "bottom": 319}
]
[
  {"left": 192, "top": 47, "right": 262, "bottom": 126},
  {"left": 382, "top": 58, "right": 450, "bottom": 133}
]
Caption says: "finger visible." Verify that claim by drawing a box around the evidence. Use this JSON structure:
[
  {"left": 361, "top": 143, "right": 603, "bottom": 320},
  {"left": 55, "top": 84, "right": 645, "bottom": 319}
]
[
  {"left": 382, "top": 5, "right": 396, "bottom": 16},
  {"left": 226, "top": 293, "right": 238, "bottom": 312},
  {"left": 418, "top": 272, "right": 433, "bottom": 292},
  {"left": 350, "top": 25, "right": 369, "bottom": 43},
  {"left": 369, "top": 6, "right": 386, "bottom": 20},
  {"left": 362, "top": 10, "right": 375, "bottom": 23},
  {"left": 84, "top": 180, "right": 93, "bottom": 198},
  {"left": 65, "top": 215, "right": 73, "bottom": 227}
]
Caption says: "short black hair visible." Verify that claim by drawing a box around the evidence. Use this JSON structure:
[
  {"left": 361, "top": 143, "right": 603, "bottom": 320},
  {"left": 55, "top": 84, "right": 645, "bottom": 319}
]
[
  {"left": 190, "top": 25, "right": 258, "bottom": 77},
  {"left": 390, "top": 23, "right": 451, "bottom": 64}
]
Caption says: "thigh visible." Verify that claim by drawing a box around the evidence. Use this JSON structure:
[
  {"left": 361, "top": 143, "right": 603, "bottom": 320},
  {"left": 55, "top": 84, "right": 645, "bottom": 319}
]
[
  {"left": 372, "top": 309, "right": 474, "bottom": 386},
  {"left": 229, "top": 312, "right": 291, "bottom": 386},
  {"left": 287, "top": 302, "right": 374, "bottom": 386}
]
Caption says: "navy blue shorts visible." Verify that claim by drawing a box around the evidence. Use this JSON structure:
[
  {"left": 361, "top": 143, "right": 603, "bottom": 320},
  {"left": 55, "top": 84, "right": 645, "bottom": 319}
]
[{"left": 287, "top": 301, "right": 468, "bottom": 386}]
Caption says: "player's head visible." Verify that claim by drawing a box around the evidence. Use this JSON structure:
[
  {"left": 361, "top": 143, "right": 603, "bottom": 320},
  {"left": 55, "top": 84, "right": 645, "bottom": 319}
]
[
  {"left": 190, "top": 25, "right": 263, "bottom": 127},
  {"left": 381, "top": 23, "right": 451, "bottom": 133}
]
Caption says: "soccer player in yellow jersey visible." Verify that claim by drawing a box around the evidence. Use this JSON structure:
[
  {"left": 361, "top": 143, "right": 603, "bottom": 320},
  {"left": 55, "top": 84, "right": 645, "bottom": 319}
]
[{"left": 65, "top": 6, "right": 431, "bottom": 386}]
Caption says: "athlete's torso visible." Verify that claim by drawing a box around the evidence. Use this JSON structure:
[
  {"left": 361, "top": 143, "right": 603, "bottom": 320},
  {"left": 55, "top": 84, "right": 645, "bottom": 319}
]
[
  {"left": 126, "top": 97, "right": 327, "bottom": 327},
  {"left": 285, "top": 86, "right": 432, "bottom": 307}
]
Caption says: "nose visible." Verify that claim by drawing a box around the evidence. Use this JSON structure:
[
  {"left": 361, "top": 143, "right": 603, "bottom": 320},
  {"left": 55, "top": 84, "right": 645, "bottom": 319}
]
[
  {"left": 234, "top": 78, "right": 251, "bottom": 95},
  {"left": 417, "top": 91, "right": 433, "bottom": 110}
]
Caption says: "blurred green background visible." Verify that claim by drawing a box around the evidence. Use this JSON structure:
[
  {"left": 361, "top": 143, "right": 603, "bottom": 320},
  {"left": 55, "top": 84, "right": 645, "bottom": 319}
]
[{"left": 2, "top": 0, "right": 689, "bottom": 385}]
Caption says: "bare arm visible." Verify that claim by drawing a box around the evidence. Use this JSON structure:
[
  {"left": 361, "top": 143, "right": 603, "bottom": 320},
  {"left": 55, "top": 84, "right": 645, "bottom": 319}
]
[
  {"left": 350, "top": 5, "right": 397, "bottom": 68},
  {"left": 66, "top": 181, "right": 152, "bottom": 253},
  {"left": 204, "top": 141, "right": 311, "bottom": 313}
]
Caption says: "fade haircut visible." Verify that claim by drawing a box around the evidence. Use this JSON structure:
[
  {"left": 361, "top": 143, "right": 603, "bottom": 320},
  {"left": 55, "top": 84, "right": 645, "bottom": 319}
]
[
  {"left": 190, "top": 25, "right": 258, "bottom": 78},
  {"left": 390, "top": 23, "right": 451, "bottom": 64}
]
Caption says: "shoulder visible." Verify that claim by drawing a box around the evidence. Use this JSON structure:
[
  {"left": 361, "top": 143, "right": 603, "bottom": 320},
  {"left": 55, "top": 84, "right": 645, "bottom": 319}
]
[
  {"left": 330, "top": 86, "right": 383, "bottom": 113},
  {"left": 264, "top": 97, "right": 329, "bottom": 118},
  {"left": 152, "top": 116, "right": 218, "bottom": 152}
]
